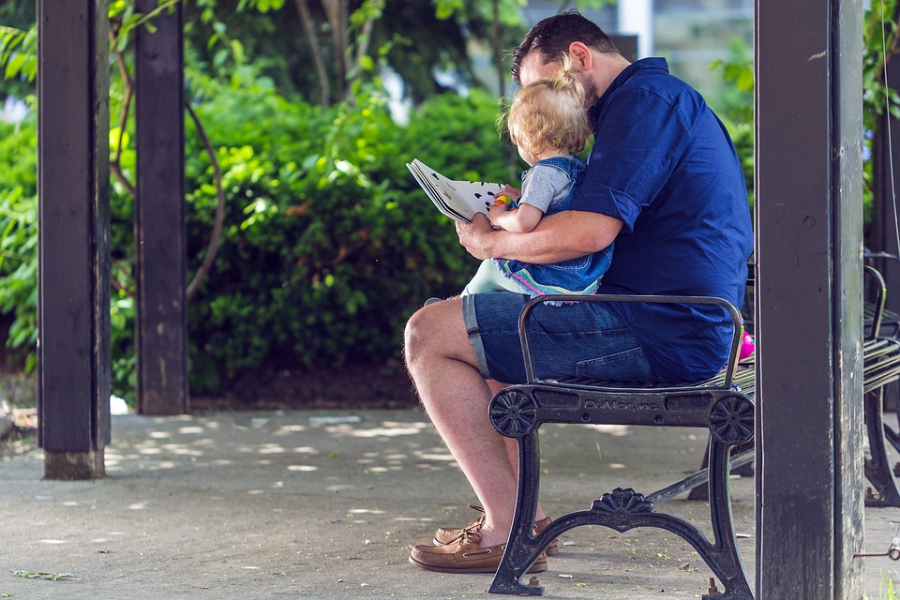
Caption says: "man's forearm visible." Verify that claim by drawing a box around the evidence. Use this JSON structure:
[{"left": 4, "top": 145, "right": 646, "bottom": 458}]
[{"left": 483, "top": 211, "right": 621, "bottom": 264}]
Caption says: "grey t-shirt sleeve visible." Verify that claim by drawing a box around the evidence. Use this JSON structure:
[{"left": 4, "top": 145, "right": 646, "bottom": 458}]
[{"left": 517, "top": 164, "right": 572, "bottom": 213}]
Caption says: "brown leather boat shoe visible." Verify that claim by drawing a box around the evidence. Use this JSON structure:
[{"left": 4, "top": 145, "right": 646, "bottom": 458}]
[
  {"left": 433, "top": 506, "right": 559, "bottom": 556},
  {"left": 410, "top": 529, "right": 548, "bottom": 574},
  {"left": 433, "top": 505, "right": 485, "bottom": 545}
]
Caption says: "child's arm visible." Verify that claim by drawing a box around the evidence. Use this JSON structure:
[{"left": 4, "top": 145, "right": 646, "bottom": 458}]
[{"left": 489, "top": 202, "right": 544, "bottom": 233}]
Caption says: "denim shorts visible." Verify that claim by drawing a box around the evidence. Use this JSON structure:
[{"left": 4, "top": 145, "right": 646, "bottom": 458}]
[{"left": 461, "top": 292, "right": 657, "bottom": 385}]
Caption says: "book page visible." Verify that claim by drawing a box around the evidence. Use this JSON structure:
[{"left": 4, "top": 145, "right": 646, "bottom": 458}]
[{"left": 407, "top": 159, "right": 504, "bottom": 223}]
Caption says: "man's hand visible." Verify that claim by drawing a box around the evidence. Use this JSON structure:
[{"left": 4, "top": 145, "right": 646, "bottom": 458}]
[{"left": 455, "top": 213, "right": 496, "bottom": 260}]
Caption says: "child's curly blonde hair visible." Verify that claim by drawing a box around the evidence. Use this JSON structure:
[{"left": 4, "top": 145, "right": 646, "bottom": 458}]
[{"left": 504, "top": 54, "right": 592, "bottom": 157}]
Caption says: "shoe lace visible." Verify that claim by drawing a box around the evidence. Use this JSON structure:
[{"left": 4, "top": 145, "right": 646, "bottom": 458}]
[{"left": 451, "top": 514, "right": 496, "bottom": 557}]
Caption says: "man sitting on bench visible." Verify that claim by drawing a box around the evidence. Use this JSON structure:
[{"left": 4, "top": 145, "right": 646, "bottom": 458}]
[{"left": 404, "top": 10, "right": 754, "bottom": 575}]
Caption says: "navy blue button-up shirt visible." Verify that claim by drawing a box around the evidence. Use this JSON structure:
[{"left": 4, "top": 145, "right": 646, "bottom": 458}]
[{"left": 574, "top": 58, "right": 753, "bottom": 381}]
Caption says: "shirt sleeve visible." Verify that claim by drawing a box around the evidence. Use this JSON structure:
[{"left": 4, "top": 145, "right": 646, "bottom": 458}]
[
  {"left": 517, "top": 164, "right": 567, "bottom": 213},
  {"left": 572, "top": 87, "right": 693, "bottom": 232}
]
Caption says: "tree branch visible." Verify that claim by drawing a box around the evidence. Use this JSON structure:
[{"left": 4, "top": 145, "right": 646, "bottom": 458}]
[
  {"left": 184, "top": 99, "right": 225, "bottom": 300},
  {"left": 109, "top": 26, "right": 136, "bottom": 197},
  {"left": 322, "top": 0, "right": 348, "bottom": 95},
  {"left": 346, "top": 14, "right": 376, "bottom": 100},
  {"left": 294, "top": 0, "right": 331, "bottom": 107},
  {"left": 492, "top": 0, "right": 505, "bottom": 99}
]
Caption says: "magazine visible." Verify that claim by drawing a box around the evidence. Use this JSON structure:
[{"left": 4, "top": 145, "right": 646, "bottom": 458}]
[{"left": 406, "top": 159, "right": 506, "bottom": 223}]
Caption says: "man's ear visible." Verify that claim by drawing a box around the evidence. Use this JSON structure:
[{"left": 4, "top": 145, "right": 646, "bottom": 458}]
[{"left": 568, "top": 42, "right": 593, "bottom": 70}]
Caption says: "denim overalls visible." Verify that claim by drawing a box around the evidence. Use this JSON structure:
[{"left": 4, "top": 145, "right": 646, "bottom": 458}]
[{"left": 493, "top": 155, "right": 614, "bottom": 296}]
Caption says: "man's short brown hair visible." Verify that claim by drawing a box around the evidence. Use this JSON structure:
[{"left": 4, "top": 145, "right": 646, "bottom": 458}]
[{"left": 511, "top": 10, "right": 620, "bottom": 87}]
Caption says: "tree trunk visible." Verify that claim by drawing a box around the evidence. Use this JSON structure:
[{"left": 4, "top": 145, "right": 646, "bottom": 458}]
[
  {"left": 492, "top": 0, "right": 505, "bottom": 98},
  {"left": 321, "top": 0, "right": 348, "bottom": 96},
  {"left": 294, "top": 0, "right": 331, "bottom": 107}
]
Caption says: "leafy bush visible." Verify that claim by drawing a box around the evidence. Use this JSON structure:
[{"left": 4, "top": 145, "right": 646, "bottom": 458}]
[
  {"left": 182, "top": 82, "right": 509, "bottom": 392},
  {"left": 0, "top": 70, "right": 515, "bottom": 399},
  {"left": 0, "top": 118, "right": 37, "bottom": 369}
]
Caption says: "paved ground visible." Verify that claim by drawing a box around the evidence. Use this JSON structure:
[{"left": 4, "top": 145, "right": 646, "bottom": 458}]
[{"left": 1, "top": 409, "right": 899, "bottom": 599}]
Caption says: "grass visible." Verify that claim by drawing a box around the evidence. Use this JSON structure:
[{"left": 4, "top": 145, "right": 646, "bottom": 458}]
[{"left": 876, "top": 573, "right": 899, "bottom": 600}]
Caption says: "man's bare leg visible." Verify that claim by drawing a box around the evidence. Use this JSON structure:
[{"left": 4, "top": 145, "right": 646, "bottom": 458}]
[
  {"left": 405, "top": 299, "right": 546, "bottom": 548},
  {"left": 487, "top": 379, "right": 549, "bottom": 523}
]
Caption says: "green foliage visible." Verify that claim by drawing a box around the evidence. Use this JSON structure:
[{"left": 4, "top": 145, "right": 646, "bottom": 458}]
[
  {"left": 863, "top": 0, "right": 900, "bottom": 233},
  {"left": 0, "top": 25, "right": 35, "bottom": 82},
  {"left": 0, "top": 67, "right": 507, "bottom": 397},
  {"left": 710, "top": 38, "right": 754, "bottom": 208},
  {"left": 175, "top": 77, "right": 504, "bottom": 392},
  {"left": 864, "top": 0, "right": 900, "bottom": 131},
  {"left": 0, "top": 1, "right": 35, "bottom": 100},
  {"left": 708, "top": 3, "right": 900, "bottom": 221},
  {"left": 0, "top": 0, "right": 526, "bottom": 401},
  {"left": 0, "top": 119, "right": 37, "bottom": 370}
]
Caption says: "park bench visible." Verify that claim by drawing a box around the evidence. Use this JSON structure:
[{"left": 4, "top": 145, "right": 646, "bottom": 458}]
[{"left": 485, "top": 266, "right": 900, "bottom": 599}]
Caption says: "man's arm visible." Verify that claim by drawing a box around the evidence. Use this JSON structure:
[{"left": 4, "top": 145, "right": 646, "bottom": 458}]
[{"left": 456, "top": 209, "right": 622, "bottom": 264}]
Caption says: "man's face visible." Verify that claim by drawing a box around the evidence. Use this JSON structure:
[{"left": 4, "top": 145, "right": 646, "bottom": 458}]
[{"left": 518, "top": 50, "right": 598, "bottom": 108}]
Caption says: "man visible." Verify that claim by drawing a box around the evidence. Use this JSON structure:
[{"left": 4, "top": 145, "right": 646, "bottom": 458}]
[{"left": 405, "top": 10, "right": 753, "bottom": 574}]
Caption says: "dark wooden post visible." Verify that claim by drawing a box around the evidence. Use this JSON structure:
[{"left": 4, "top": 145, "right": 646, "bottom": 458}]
[
  {"left": 755, "top": 0, "right": 864, "bottom": 597},
  {"left": 134, "top": 0, "right": 188, "bottom": 415},
  {"left": 37, "top": 0, "right": 111, "bottom": 479}
]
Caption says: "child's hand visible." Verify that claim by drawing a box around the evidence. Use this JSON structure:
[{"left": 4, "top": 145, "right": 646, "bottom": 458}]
[
  {"left": 489, "top": 202, "right": 512, "bottom": 226},
  {"left": 500, "top": 184, "right": 521, "bottom": 203}
]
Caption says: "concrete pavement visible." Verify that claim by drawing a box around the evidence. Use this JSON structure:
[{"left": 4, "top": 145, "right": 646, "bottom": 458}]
[{"left": 0, "top": 409, "right": 898, "bottom": 599}]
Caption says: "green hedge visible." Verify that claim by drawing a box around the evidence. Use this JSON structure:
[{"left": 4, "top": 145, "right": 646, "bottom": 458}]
[
  {"left": 0, "top": 118, "right": 37, "bottom": 371},
  {"left": 0, "top": 80, "right": 513, "bottom": 398}
]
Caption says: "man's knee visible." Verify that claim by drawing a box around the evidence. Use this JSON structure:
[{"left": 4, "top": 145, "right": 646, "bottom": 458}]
[
  {"left": 404, "top": 299, "right": 469, "bottom": 368},
  {"left": 404, "top": 307, "right": 430, "bottom": 367}
]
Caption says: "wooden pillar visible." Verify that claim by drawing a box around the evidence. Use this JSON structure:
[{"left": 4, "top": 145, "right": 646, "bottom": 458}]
[
  {"left": 134, "top": 0, "right": 188, "bottom": 415},
  {"left": 37, "top": 0, "right": 111, "bottom": 480},
  {"left": 755, "top": 0, "right": 865, "bottom": 598}
]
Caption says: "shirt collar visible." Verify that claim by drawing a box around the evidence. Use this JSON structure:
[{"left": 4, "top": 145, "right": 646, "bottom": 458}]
[{"left": 587, "top": 57, "right": 670, "bottom": 125}]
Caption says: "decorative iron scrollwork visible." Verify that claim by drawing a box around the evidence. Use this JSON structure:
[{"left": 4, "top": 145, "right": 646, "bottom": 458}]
[
  {"left": 591, "top": 488, "right": 653, "bottom": 524},
  {"left": 709, "top": 394, "right": 754, "bottom": 445},
  {"left": 489, "top": 390, "right": 537, "bottom": 437}
]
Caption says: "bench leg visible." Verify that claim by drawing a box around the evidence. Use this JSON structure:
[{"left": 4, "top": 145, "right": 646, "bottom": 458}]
[
  {"left": 489, "top": 428, "right": 548, "bottom": 596},
  {"left": 701, "top": 437, "right": 754, "bottom": 600},
  {"left": 488, "top": 424, "right": 753, "bottom": 598},
  {"left": 687, "top": 438, "right": 712, "bottom": 501},
  {"left": 864, "top": 389, "right": 900, "bottom": 507},
  {"left": 687, "top": 437, "right": 754, "bottom": 502},
  {"left": 888, "top": 392, "right": 900, "bottom": 477}
]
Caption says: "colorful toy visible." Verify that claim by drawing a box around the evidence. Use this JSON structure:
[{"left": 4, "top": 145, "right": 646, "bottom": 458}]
[
  {"left": 739, "top": 331, "right": 755, "bottom": 361},
  {"left": 493, "top": 194, "right": 518, "bottom": 209}
]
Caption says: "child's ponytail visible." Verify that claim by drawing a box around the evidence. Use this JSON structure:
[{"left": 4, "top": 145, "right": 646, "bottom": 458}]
[
  {"left": 549, "top": 54, "right": 586, "bottom": 104},
  {"left": 505, "top": 52, "right": 593, "bottom": 157}
]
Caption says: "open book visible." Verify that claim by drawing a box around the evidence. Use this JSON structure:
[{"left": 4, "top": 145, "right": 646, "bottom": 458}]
[{"left": 406, "top": 159, "right": 506, "bottom": 223}]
